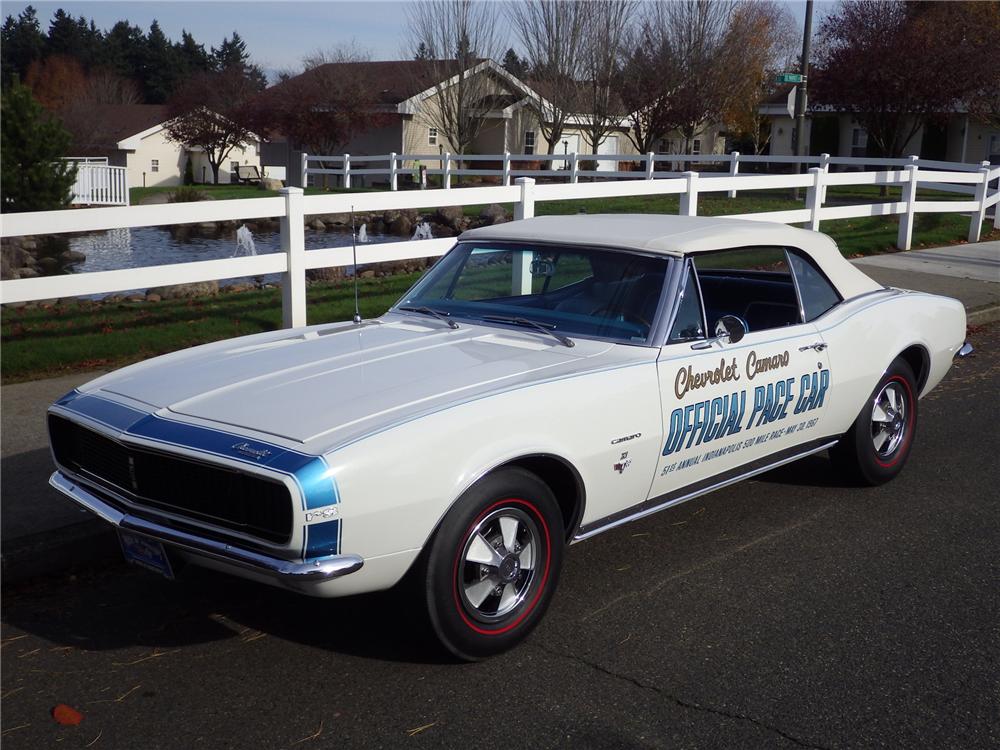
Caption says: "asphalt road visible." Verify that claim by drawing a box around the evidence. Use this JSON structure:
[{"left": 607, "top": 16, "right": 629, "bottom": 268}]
[{"left": 2, "top": 324, "right": 998, "bottom": 750}]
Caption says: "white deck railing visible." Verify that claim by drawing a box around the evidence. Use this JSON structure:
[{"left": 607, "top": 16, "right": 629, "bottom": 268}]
[
  {"left": 2, "top": 162, "right": 998, "bottom": 329},
  {"left": 70, "top": 164, "right": 129, "bottom": 206}
]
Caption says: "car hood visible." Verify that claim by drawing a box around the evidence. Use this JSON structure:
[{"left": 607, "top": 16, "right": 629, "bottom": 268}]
[{"left": 81, "top": 316, "right": 649, "bottom": 448}]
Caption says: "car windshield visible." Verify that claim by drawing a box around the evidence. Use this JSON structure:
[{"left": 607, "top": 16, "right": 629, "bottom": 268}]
[{"left": 394, "top": 241, "right": 670, "bottom": 344}]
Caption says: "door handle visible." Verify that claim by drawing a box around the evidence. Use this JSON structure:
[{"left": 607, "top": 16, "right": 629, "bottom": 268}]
[{"left": 799, "top": 342, "right": 828, "bottom": 352}]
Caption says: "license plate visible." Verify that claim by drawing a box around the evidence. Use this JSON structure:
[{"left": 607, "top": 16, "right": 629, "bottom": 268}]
[{"left": 118, "top": 530, "right": 174, "bottom": 580}]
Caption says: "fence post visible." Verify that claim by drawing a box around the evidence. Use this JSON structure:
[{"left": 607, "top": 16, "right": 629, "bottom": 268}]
[
  {"left": 123, "top": 169, "right": 131, "bottom": 206},
  {"left": 514, "top": 176, "right": 536, "bottom": 220},
  {"left": 444, "top": 152, "right": 452, "bottom": 189},
  {"left": 646, "top": 152, "right": 656, "bottom": 180},
  {"left": 679, "top": 171, "right": 699, "bottom": 216},
  {"left": 570, "top": 153, "right": 579, "bottom": 184},
  {"left": 818, "top": 153, "right": 831, "bottom": 203},
  {"left": 503, "top": 151, "right": 511, "bottom": 185},
  {"left": 728, "top": 151, "right": 740, "bottom": 198},
  {"left": 389, "top": 152, "right": 398, "bottom": 191},
  {"left": 969, "top": 166, "right": 990, "bottom": 243},
  {"left": 343, "top": 154, "right": 351, "bottom": 190},
  {"left": 279, "top": 187, "right": 307, "bottom": 329},
  {"left": 806, "top": 167, "right": 823, "bottom": 231},
  {"left": 897, "top": 164, "right": 918, "bottom": 250},
  {"left": 300, "top": 152, "right": 309, "bottom": 188},
  {"left": 512, "top": 177, "right": 536, "bottom": 294}
]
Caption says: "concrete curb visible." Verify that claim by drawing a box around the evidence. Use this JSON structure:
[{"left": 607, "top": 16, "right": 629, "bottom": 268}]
[{"left": 967, "top": 304, "right": 1000, "bottom": 326}]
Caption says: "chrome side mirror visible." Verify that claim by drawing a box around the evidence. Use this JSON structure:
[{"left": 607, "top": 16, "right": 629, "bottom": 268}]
[
  {"left": 714, "top": 315, "right": 746, "bottom": 344},
  {"left": 691, "top": 315, "right": 747, "bottom": 350}
]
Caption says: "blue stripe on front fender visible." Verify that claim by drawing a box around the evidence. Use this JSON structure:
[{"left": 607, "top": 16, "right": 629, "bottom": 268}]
[{"left": 304, "top": 519, "right": 342, "bottom": 559}]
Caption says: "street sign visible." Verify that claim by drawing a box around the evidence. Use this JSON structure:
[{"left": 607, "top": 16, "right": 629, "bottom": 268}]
[{"left": 777, "top": 73, "right": 806, "bottom": 84}]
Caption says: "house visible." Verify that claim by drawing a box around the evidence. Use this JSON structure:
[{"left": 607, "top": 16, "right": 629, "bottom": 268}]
[
  {"left": 262, "top": 59, "right": 725, "bottom": 186},
  {"left": 761, "top": 85, "right": 1000, "bottom": 164},
  {"left": 68, "top": 104, "right": 263, "bottom": 188}
]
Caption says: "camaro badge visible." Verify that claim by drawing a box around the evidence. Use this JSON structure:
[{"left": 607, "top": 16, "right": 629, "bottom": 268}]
[
  {"left": 231, "top": 442, "right": 272, "bottom": 461},
  {"left": 614, "top": 451, "right": 632, "bottom": 474}
]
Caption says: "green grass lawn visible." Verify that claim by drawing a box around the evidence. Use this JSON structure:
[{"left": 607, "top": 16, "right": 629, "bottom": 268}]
[{"left": 1, "top": 274, "right": 419, "bottom": 383}]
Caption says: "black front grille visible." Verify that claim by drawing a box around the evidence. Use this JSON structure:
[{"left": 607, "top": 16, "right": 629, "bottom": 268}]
[{"left": 49, "top": 415, "right": 293, "bottom": 544}]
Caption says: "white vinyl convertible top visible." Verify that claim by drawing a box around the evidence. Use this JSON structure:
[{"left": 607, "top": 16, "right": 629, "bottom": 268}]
[{"left": 460, "top": 214, "right": 884, "bottom": 299}]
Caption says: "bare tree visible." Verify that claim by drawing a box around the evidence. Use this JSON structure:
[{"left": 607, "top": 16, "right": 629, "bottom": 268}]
[
  {"left": 723, "top": 0, "right": 798, "bottom": 155},
  {"left": 578, "top": 0, "right": 637, "bottom": 157},
  {"left": 650, "top": 0, "right": 740, "bottom": 159},
  {"left": 508, "top": 0, "right": 587, "bottom": 155},
  {"left": 404, "top": 0, "right": 504, "bottom": 160},
  {"left": 253, "top": 43, "right": 389, "bottom": 160}
]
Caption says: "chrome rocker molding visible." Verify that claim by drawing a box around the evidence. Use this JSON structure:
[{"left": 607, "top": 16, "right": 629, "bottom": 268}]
[
  {"left": 574, "top": 438, "right": 838, "bottom": 542},
  {"left": 956, "top": 342, "right": 974, "bottom": 359},
  {"left": 49, "top": 471, "right": 364, "bottom": 582}
]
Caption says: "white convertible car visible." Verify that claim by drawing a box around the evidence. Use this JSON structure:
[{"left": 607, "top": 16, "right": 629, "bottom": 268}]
[{"left": 48, "top": 215, "right": 972, "bottom": 659}]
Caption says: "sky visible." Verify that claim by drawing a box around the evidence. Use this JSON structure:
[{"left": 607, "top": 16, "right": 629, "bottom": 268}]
[{"left": 2, "top": 0, "right": 837, "bottom": 78}]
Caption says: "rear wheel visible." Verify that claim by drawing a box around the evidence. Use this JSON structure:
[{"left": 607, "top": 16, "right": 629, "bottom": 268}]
[
  {"left": 422, "top": 468, "right": 564, "bottom": 661},
  {"left": 831, "top": 357, "right": 918, "bottom": 485}
]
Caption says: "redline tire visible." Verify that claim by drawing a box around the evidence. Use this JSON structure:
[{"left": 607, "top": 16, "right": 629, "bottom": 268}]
[
  {"left": 422, "top": 468, "right": 564, "bottom": 661},
  {"left": 831, "top": 358, "right": 919, "bottom": 486}
]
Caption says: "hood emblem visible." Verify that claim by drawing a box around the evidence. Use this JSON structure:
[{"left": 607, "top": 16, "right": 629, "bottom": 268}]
[{"left": 232, "top": 442, "right": 272, "bottom": 461}]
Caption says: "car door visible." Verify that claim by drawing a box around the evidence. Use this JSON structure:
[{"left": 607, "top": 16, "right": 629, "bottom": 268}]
[{"left": 647, "top": 248, "right": 834, "bottom": 502}]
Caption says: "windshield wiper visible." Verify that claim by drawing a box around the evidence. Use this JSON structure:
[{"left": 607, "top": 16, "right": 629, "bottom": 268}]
[
  {"left": 481, "top": 314, "right": 574, "bottom": 348},
  {"left": 397, "top": 306, "right": 460, "bottom": 329}
]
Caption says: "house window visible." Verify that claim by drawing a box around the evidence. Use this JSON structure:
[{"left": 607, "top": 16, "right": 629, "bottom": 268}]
[
  {"left": 657, "top": 139, "right": 672, "bottom": 154},
  {"left": 691, "top": 139, "right": 702, "bottom": 155},
  {"left": 150, "top": 159, "right": 159, "bottom": 173},
  {"left": 428, "top": 127, "right": 438, "bottom": 146},
  {"left": 524, "top": 131, "right": 536, "bottom": 155},
  {"left": 851, "top": 128, "right": 868, "bottom": 157}
]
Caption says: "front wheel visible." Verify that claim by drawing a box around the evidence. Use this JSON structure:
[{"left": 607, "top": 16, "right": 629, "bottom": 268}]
[
  {"left": 422, "top": 468, "right": 564, "bottom": 661},
  {"left": 831, "top": 357, "right": 918, "bottom": 485}
]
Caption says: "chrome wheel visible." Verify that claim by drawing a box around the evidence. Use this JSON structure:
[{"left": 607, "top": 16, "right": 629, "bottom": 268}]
[
  {"left": 871, "top": 380, "right": 907, "bottom": 458},
  {"left": 457, "top": 507, "right": 538, "bottom": 622}
]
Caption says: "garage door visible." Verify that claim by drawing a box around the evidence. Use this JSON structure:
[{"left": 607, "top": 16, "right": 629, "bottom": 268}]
[{"left": 596, "top": 135, "right": 619, "bottom": 172}]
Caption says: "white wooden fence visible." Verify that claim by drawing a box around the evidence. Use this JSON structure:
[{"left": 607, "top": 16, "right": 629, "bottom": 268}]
[
  {"left": 3, "top": 162, "right": 998, "bottom": 330},
  {"left": 302, "top": 150, "right": 996, "bottom": 193},
  {"left": 70, "top": 164, "right": 130, "bottom": 206}
]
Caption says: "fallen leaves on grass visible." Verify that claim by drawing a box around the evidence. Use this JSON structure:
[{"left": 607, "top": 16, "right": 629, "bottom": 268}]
[{"left": 52, "top": 704, "right": 84, "bottom": 725}]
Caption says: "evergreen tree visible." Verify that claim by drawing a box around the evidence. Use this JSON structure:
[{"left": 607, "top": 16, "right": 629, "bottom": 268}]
[
  {"left": 212, "top": 31, "right": 266, "bottom": 90},
  {"left": 142, "top": 20, "right": 181, "bottom": 103},
  {"left": 502, "top": 48, "right": 528, "bottom": 79},
  {"left": 1, "top": 79, "right": 77, "bottom": 213},
  {"left": 414, "top": 41, "right": 433, "bottom": 60},
  {"left": 1, "top": 6, "right": 47, "bottom": 86},
  {"left": 176, "top": 30, "right": 211, "bottom": 77},
  {"left": 103, "top": 20, "right": 146, "bottom": 82}
]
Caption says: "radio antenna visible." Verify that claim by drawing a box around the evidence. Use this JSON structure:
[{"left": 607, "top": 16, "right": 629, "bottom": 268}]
[{"left": 350, "top": 206, "right": 361, "bottom": 324}]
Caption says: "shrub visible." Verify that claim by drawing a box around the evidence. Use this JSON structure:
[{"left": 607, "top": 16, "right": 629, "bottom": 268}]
[
  {"left": 168, "top": 186, "right": 209, "bottom": 203},
  {"left": 183, "top": 158, "right": 195, "bottom": 185}
]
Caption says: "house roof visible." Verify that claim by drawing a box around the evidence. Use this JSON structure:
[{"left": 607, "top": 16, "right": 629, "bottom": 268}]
[
  {"left": 264, "top": 60, "right": 482, "bottom": 107},
  {"left": 90, "top": 105, "right": 170, "bottom": 144}
]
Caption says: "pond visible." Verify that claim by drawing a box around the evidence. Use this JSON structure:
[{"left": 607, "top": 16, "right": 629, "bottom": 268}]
[{"left": 67, "top": 225, "right": 402, "bottom": 275}]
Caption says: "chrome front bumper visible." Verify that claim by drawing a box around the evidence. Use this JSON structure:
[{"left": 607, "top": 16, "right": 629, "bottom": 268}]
[
  {"left": 49, "top": 471, "right": 364, "bottom": 582},
  {"left": 956, "top": 341, "right": 974, "bottom": 358}
]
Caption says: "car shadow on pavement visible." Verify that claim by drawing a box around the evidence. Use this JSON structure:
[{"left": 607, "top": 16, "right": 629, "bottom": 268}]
[
  {"left": 755, "top": 453, "right": 859, "bottom": 489},
  {"left": 2, "top": 560, "right": 455, "bottom": 665}
]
